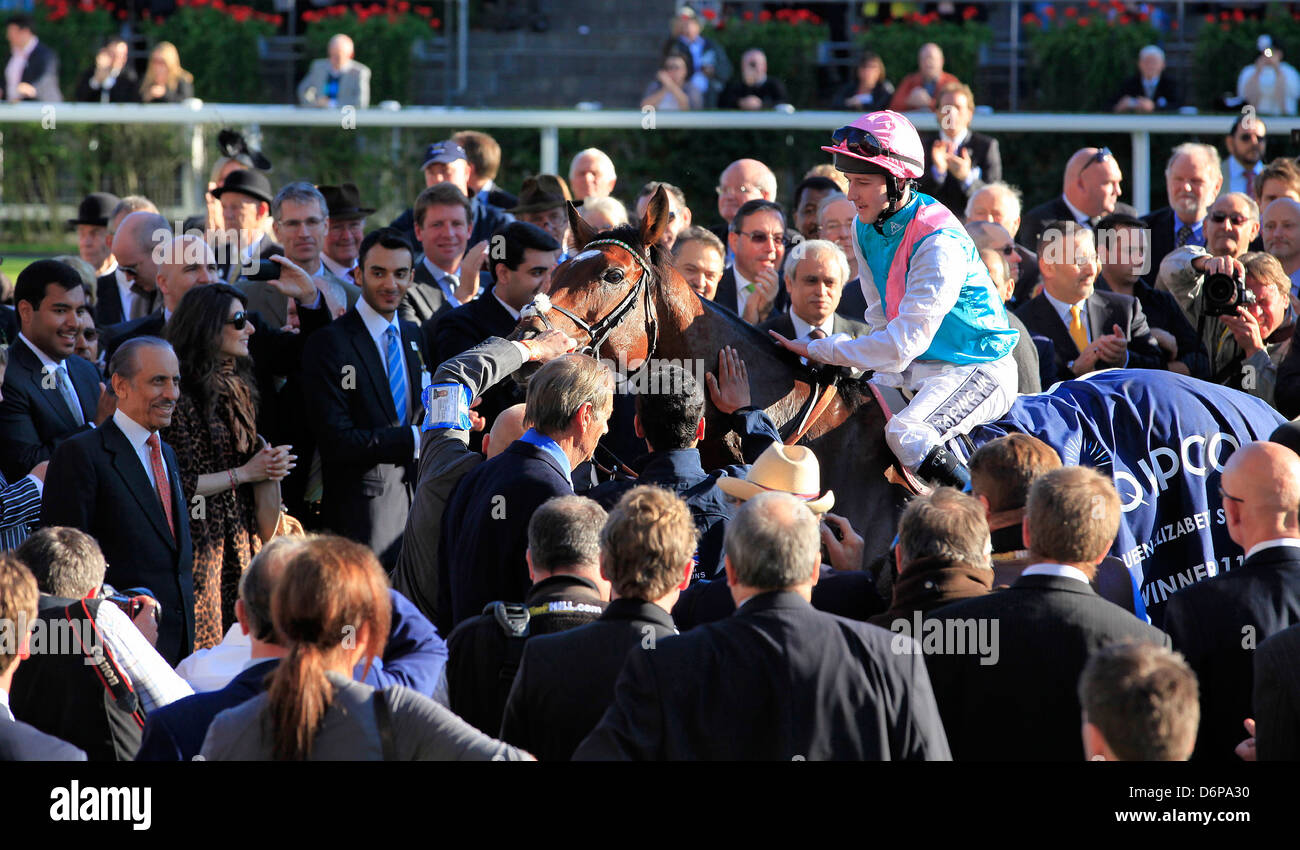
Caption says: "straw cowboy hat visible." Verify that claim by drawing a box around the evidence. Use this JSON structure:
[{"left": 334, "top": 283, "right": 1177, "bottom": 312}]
[{"left": 718, "top": 443, "right": 835, "bottom": 513}]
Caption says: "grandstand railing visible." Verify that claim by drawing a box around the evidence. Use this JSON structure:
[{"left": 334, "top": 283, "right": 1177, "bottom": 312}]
[{"left": 1, "top": 104, "right": 1298, "bottom": 216}]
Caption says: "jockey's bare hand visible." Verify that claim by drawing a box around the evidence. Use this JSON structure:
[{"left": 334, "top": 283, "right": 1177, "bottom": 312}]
[
  {"left": 769, "top": 330, "right": 813, "bottom": 361},
  {"left": 521, "top": 329, "right": 578, "bottom": 363},
  {"left": 821, "top": 513, "right": 865, "bottom": 571},
  {"left": 706, "top": 346, "right": 750, "bottom": 414}
]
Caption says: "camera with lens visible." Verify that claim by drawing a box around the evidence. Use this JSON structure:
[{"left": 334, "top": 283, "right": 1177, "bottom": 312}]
[{"left": 1203, "top": 269, "right": 1256, "bottom": 317}]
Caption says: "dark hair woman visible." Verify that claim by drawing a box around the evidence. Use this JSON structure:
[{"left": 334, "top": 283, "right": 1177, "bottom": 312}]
[
  {"left": 199, "top": 536, "right": 530, "bottom": 760},
  {"left": 164, "top": 283, "right": 294, "bottom": 649}
]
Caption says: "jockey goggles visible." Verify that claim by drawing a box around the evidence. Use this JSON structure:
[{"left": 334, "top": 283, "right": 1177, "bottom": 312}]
[{"left": 829, "top": 125, "right": 924, "bottom": 171}]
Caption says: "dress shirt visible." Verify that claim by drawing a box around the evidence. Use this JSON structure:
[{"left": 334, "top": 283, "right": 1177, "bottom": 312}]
[
  {"left": 4, "top": 36, "right": 37, "bottom": 102},
  {"left": 1061, "top": 195, "right": 1095, "bottom": 228},
  {"left": 321, "top": 253, "right": 357, "bottom": 282},
  {"left": 789, "top": 308, "right": 835, "bottom": 366},
  {"left": 111, "top": 408, "right": 165, "bottom": 491},
  {"left": 1244, "top": 537, "right": 1300, "bottom": 561},
  {"left": 356, "top": 297, "right": 420, "bottom": 456},
  {"left": 421, "top": 256, "right": 466, "bottom": 309},
  {"left": 17, "top": 333, "right": 86, "bottom": 434},
  {"left": 731, "top": 266, "right": 757, "bottom": 315},
  {"left": 1172, "top": 216, "right": 1205, "bottom": 248},
  {"left": 113, "top": 268, "right": 145, "bottom": 319},
  {"left": 1228, "top": 157, "right": 1264, "bottom": 197},
  {"left": 1042, "top": 289, "right": 1131, "bottom": 369},
  {"left": 1021, "top": 562, "right": 1092, "bottom": 585},
  {"left": 0, "top": 688, "right": 11, "bottom": 721}
]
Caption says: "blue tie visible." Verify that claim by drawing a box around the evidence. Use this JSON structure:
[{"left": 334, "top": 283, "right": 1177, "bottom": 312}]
[{"left": 384, "top": 326, "right": 408, "bottom": 424}]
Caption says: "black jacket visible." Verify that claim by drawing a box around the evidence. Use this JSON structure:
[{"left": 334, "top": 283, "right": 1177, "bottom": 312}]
[
  {"left": 574, "top": 591, "right": 950, "bottom": 760},
  {"left": 502, "top": 597, "right": 677, "bottom": 761},
  {"left": 924, "top": 573, "right": 1170, "bottom": 761},
  {"left": 1017, "top": 196, "right": 1139, "bottom": 252},
  {"left": 95, "top": 271, "right": 127, "bottom": 327},
  {"left": 1163, "top": 545, "right": 1300, "bottom": 760},
  {"left": 400, "top": 262, "right": 457, "bottom": 326},
  {"left": 918, "top": 131, "right": 1002, "bottom": 220},
  {"left": 1112, "top": 72, "right": 1179, "bottom": 112},
  {"left": 74, "top": 66, "right": 140, "bottom": 103},
  {"left": 1015, "top": 289, "right": 1164, "bottom": 384},
  {"left": 0, "top": 341, "right": 102, "bottom": 482},
  {"left": 1255, "top": 621, "right": 1300, "bottom": 760},
  {"left": 444, "top": 574, "right": 606, "bottom": 739}
]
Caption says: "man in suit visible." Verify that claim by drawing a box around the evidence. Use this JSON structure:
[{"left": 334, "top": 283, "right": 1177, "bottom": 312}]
[
  {"left": 1016, "top": 220, "right": 1163, "bottom": 384},
  {"left": 1254, "top": 621, "right": 1300, "bottom": 759},
  {"left": 1142, "top": 143, "right": 1221, "bottom": 276},
  {"left": 41, "top": 337, "right": 196, "bottom": 665},
  {"left": 1112, "top": 45, "right": 1180, "bottom": 113},
  {"left": 636, "top": 180, "right": 693, "bottom": 251},
  {"left": 389, "top": 141, "right": 513, "bottom": 254},
  {"left": 443, "top": 495, "right": 609, "bottom": 739},
  {"left": 919, "top": 82, "right": 1001, "bottom": 221},
  {"left": 73, "top": 36, "right": 138, "bottom": 103},
  {"left": 301, "top": 228, "right": 427, "bottom": 568},
  {"left": 760, "top": 239, "right": 869, "bottom": 373},
  {"left": 671, "top": 225, "right": 725, "bottom": 302},
  {"left": 0, "top": 260, "right": 113, "bottom": 483},
  {"left": 923, "top": 466, "right": 1170, "bottom": 761},
  {"left": 438, "top": 353, "right": 614, "bottom": 631},
  {"left": 1220, "top": 113, "right": 1267, "bottom": 200},
  {"left": 107, "top": 209, "right": 171, "bottom": 323},
  {"left": 1163, "top": 441, "right": 1300, "bottom": 760},
  {"left": 1079, "top": 643, "right": 1199, "bottom": 761},
  {"left": 0, "top": 556, "right": 85, "bottom": 761},
  {"left": 1019, "top": 147, "right": 1139, "bottom": 252},
  {"left": 69, "top": 192, "right": 119, "bottom": 279},
  {"left": 297, "top": 34, "right": 369, "bottom": 108},
  {"left": 242, "top": 182, "right": 360, "bottom": 325},
  {"left": 2, "top": 14, "right": 61, "bottom": 102},
  {"left": 967, "top": 181, "right": 1041, "bottom": 305},
  {"left": 503, "top": 486, "right": 691, "bottom": 760},
  {"left": 454, "top": 130, "right": 518, "bottom": 211},
  {"left": 319, "top": 182, "right": 374, "bottom": 284},
  {"left": 213, "top": 170, "right": 281, "bottom": 285},
  {"left": 95, "top": 196, "right": 159, "bottom": 327},
  {"left": 709, "top": 158, "right": 778, "bottom": 253},
  {"left": 717, "top": 199, "right": 786, "bottom": 325},
  {"left": 575, "top": 490, "right": 951, "bottom": 760},
  {"left": 428, "top": 221, "right": 559, "bottom": 440},
  {"left": 402, "top": 183, "right": 473, "bottom": 325}
]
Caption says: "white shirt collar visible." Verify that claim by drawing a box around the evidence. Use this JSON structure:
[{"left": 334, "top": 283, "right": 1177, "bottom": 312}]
[
  {"left": 355, "top": 295, "right": 400, "bottom": 348},
  {"left": 113, "top": 407, "right": 156, "bottom": 449},
  {"left": 17, "top": 332, "right": 60, "bottom": 370},
  {"left": 493, "top": 291, "right": 521, "bottom": 321},
  {"left": 939, "top": 128, "right": 970, "bottom": 148},
  {"left": 1042, "top": 289, "right": 1089, "bottom": 328},
  {"left": 731, "top": 265, "right": 755, "bottom": 314},
  {"left": 1022, "top": 563, "right": 1093, "bottom": 585},
  {"left": 788, "top": 308, "right": 834, "bottom": 341},
  {"left": 1061, "top": 194, "right": 1093, "bottom": 227},
  {"left": 0, "top": 688, "right": 11, "bottom": 721},
  {"left": 101, "top": 258, "right": 119, "bottom": 277},
  {"left": 1245, "top": 538, "right": 1300, "bottom": 560}
]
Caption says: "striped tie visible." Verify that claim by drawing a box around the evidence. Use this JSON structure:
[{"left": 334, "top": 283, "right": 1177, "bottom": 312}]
[{"left": 385, "top": 326, "right": 408, "bottom": 424}]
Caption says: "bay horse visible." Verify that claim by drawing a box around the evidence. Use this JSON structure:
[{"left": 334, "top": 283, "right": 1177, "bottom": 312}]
[{"left": 510, "top": 187, "right": 905, "bottom": 569}]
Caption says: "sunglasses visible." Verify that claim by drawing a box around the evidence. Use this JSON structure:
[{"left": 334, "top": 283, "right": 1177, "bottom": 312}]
[
  {"left": 79, "top": 328, "right": 99, "bottom": 343},
  {"left": 830, "top": 126, "right": 924, "bottom": 168},
  {"left": 224, "top": 311, "right": 249, "bottom": 330},
  {"left": 1209, "top": 211, "right": 1251, "bottom": 226},
  {"left": 1219, "top": 485, "right": 1245, "bottom": 504},
  {"left": 1079, "top": 147, "right": 1114, "bottom": 176},
  {"left": 996, "top": 243, "right": 1017, "bottom": 256},
  {"left": 736, "top": 230, "right": 782, "bottom": 245}
]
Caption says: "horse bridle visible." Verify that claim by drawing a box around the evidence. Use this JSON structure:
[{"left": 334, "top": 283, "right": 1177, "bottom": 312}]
[{"left": 520, "top": 238, "right": 659, "bottom": 364}]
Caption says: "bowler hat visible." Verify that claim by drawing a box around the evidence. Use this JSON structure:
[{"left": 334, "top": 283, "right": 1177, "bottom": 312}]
[
  {"left": 67, "top": 192, "right": 120, "bottom": 228},
  {"left": 318, "top": 182, "right": 376, "bottom": 220},
  {"left": 211, "top": 170, "right": 274, "bottom": 206},
  {"left": 509, "top": 174, "right": 573, "bottom": 214},
  {"left": 717, "top": 443, "right": 835, "bottom": 513}
]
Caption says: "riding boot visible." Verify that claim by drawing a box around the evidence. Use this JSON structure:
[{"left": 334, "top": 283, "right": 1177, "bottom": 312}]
[{"left": 915, "top": 445, "right": 971, "bottom": 491}]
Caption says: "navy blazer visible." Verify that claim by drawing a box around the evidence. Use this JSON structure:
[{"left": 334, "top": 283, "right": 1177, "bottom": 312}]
[
  {"left": 1015, "top": 289, "right": 1164, "bottom": 384},
  {"left": 924, "top": 573, "right": 1170, "bottom": 761},
  {"left": 0, "top": 341, "right": 102, "bottom": 482},
  {"left": 41, "top": 418, "right": 195, "bottom": 665},
  {"left": 0, "top": 714, "right": 87, "bottom": 761},
  {"left": 1163, "top": 545, "right": 1300, "bottom": 760},
  {"left": 438, "top": 439, "right": 572, "bottom": 632},
  {"left": 1255, "top": 621, "right": 1300, "bottom": 760},
  {"left": 574, "top": 591, "right": 951, "bottom": 761},
  {"left": 95, "top": 271, "right": 126, "bottom": 327},
  {"left": 301, "top": 308, "right": 426, "bottom": 568}
]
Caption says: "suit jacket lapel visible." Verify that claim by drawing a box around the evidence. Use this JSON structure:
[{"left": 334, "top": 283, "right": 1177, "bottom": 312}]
[
  {"left": 401, "top": 324, "right": 425, "bottom": 426},
  {"left": 103, "top": 420, "right": 177, "bottom": 549},
  {"left": 68, "top": 357, "right": 99, "bottom": 423},
  {"left": 1030, "top": 296, "right": 1079, "bottom": 361},
  {"left": 1087, "top": 294, "right": 1115, "bottom": 342},
  {"left": 14, "top": 343, "right": 78, "bottom": 432},
  {"left": 345, "top": 310, "right": 399, "bottom": 423}
]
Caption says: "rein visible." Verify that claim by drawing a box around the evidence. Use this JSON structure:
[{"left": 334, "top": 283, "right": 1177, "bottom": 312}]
[{"left": 521, "top": 238, "right": 660, "bottom": 367}]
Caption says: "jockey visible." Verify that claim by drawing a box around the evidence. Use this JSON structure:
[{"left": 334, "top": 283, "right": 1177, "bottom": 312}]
[{"left": 771, "top": 110, "right": 1020, "bottom": 489}]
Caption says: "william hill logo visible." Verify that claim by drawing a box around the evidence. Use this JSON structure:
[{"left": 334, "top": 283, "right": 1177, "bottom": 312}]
[{"left": 49, "top": 781, "right": 151, "bottom": 830}]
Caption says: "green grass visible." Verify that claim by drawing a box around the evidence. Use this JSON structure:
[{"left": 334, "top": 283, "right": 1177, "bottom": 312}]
[{"left": 2, "top": 245, "right": 74, "bottom": 282}]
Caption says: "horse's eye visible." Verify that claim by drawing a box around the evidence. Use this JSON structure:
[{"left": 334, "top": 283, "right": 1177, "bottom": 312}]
[{"left": 602, "top": 267, "right": 625, "bottom": 284}]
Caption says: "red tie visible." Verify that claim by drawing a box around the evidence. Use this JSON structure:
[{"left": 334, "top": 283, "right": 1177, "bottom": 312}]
[{"left": 146, "top": 433, "right": 176, "bottom": 539}]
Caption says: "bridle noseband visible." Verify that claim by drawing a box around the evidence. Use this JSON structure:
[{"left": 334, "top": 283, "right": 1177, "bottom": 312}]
[{"left": 520, "top": 238, "right": 659, "bottom": 366}]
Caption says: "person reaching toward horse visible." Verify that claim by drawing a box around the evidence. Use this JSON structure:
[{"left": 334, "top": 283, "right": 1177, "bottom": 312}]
[{"left": 771, "top": 110, "right": 1020, "bottom": 489}]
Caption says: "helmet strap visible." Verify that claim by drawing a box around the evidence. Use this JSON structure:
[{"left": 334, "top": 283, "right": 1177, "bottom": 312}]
[{"left": 874, "top": 180, "right": 913, "bottom": 229}]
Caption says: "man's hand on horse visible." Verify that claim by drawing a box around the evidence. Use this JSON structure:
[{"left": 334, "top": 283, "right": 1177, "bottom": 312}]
[
  {"left": 706, "top": 345, "right": 751, "bottom": 414},
  {"left": 522, "top": 329, "right": 579, "bottom": 363}
]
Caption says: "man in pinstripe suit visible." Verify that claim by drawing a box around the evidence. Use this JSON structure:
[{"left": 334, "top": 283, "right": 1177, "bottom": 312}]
[{"left": 0, "top": 344, "right": 45, "bottom": 550}]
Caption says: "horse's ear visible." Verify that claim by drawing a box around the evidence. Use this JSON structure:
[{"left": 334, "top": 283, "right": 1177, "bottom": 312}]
[
  {"left": 567, "top": 200, "right": 598, "bottom": 250},
  {"left": 640, "top": 185, "right": 670, "bottom": 250}
]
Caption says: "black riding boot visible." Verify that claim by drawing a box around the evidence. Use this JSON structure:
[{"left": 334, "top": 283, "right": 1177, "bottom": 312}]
[{"left": 916, "top": 445, "right": 971, "bottom": 491}]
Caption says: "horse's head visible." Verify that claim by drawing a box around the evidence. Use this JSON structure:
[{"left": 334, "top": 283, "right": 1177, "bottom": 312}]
[{"left": 510, "top": 186, "right": 675, "bottom": 377}]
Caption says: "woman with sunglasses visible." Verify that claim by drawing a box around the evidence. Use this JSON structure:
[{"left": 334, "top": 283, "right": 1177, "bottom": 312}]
[
  {"left": 771, "top": 110, "right": 1021, "bottom": 490},
  {"left": 164, "top": 284, "right": 295, "bottom": 650}
]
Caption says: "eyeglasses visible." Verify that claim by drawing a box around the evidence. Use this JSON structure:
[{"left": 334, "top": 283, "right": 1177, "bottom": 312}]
[
  {"left": 1219, "top": 485, "right": 1245, "bottom": 504},
  {"left": 830, "top": 125, "right": 923, "bottom": 169},
  {"left": 996, "top": 243, "right": 1017, "bottom": 256},
  {"left": 1079, "top": 147, "right": 1114, "bottom": 176},
  {"left": 224, "top": 311, "right": 249, "bottom": 330},
  {"left": 1236, "top": 133, "right": 1265, "bottom": 142},
  {"left": 1209, "top": 211, "right": 1251, "bottom": 226},
  {"left": 79, "top": 328, "right": 99, "bottom": 343},
  {"left": 735, "top": 230, "right": 783, "bottom": 245},
  {"left": 716, "top": 184, "right": 757, "bottom": 197}
]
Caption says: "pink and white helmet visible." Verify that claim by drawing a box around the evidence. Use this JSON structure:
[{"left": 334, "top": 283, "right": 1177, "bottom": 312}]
[{"left": 821, "top": 110, "right": 925, "bottom": 181}]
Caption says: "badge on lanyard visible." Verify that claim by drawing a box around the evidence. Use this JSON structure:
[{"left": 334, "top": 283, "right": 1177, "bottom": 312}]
[{"left": 422, "top": 383, "right": 472, "bottom": 431}]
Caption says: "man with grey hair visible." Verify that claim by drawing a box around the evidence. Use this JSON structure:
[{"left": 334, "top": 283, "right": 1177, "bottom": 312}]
[
  {"left": 966, "top": 182, "right": 1040, "bottom": 303},
  {"left": 241, "top": 181, "right": 360, "bottom": 326},
  {"left": 568, "top": 147, "right": 617, "bottom": 202},
  {"left": 1142, "top": 143, "right": 1222, "bottom": 274},
  {"left": 576, "top": 490, "right": 950, "bottom": 760},
  {"left": 9, "top": 526, "right": 192, "bottom": 760},
  {"left": 1113, "top": 44, "right": 1179, "bottom": 113},
  {"left": 442, "top": 494, "right": 609, "bottom": 735},
  {"left": 760, "top": 239, "right": 868, "bottom": 365},
  {"left": 95, "top": 195, "right": 160, "bottom": 327}
]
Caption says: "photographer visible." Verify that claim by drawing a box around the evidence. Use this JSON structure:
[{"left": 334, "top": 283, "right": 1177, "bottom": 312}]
[
  {"left": 1205, "top": 253, "right": 1289, "bottom": 406},
  {"left": 1157, "top": 192, "right": 1258, "bottom": 328}
]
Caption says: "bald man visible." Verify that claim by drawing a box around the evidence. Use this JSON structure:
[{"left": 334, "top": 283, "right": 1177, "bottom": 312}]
[
  {"left": 393, "top": 331, "right": 576, "bottom": 624},
  {"left": 1163, "top": 441, "right": 1300, "bottom": 760},
  {"left": 710, "top": 158, "right": 778, "bottom": 246},
  {"left": 568, "top": 148, "right": 617, "bottom": 203},
  {"left": 297, "top": 33, "right": 370, "bottom": 108},
  {"left": 1019, "top": 147, "right": 1139, "bottom": 252},
  {"left": 110, "top": 211, "right": 172, "bottom": 319}
]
